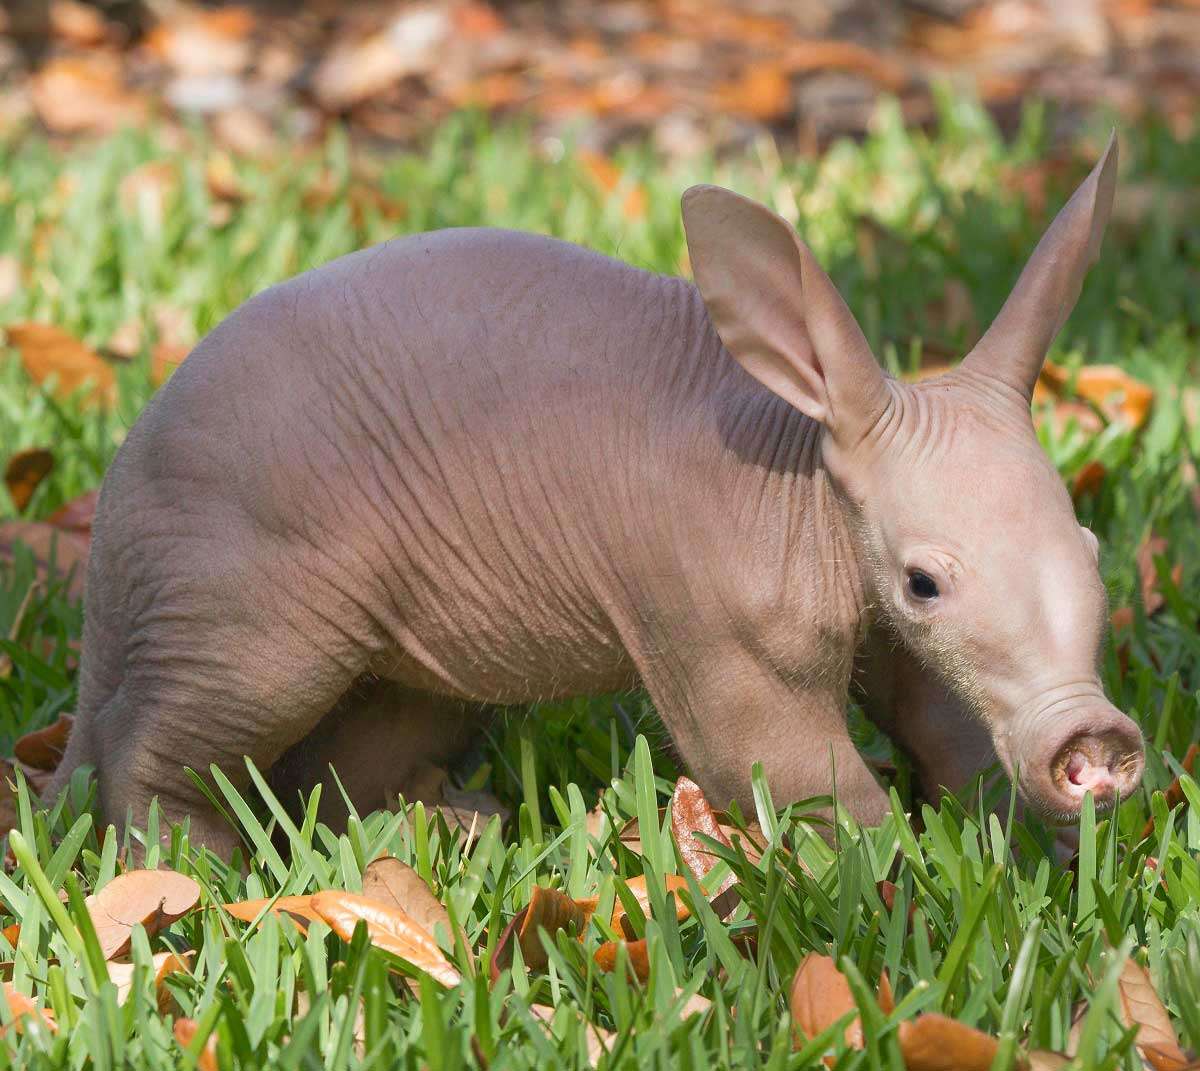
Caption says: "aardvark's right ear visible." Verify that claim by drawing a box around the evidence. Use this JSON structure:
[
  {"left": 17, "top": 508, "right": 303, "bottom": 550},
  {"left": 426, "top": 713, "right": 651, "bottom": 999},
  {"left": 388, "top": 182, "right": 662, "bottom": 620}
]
[{"left": 681, "top": 184, "right": 889, "bottom": 441}]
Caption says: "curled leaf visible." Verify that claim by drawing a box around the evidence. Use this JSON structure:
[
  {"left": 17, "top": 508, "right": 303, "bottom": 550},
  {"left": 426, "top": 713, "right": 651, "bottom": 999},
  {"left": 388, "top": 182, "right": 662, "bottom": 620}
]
[
  {"left": 14, "top": 714, "right": 73, "bottom": 772},
  {"left": 85, "top": 869, "right": 201, "bottom": 960},
  {"left": 492, "top": 885, "right": 594, "bottom": 980},
  {"left": 4, "top": 449, "right": 54, "bottom": 513},
  {"left": 107, "top": 951, "right": 192, "bottom": 1010},
  {"left": 610, "top": 874, "right": 690, "bottom": 939},
  {"left": 221, "top": 894, "right": 323, "bottom": 927},
  {"left": 1116, "top": 956, "right": 1190, "bottom": 1071},
  {"left": 362, "top": 855, "right": 458, "bottom": 948},
  {"left": 311, "top": 890, "right": 461, "bottom": 987},
  {"left": 594, "top": 938, "right": 650, "bottom": 981},
  {"left": 671, "top": 776, "right": 733, "bottom": 891},
  {"left": 790, "top": 953, "right": 861, "bottom": 1049},
  {"left": 0, "top": 982, "right": 56, "bottom": 1036},
  {"left": 897, "top": 1014, "right": 999, "bottom": 1071}
]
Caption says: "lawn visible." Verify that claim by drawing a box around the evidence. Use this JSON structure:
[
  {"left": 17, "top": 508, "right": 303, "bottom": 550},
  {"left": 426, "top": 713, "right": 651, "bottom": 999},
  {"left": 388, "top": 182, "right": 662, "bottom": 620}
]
[{"left": 0, "top": 96, "right": 1199, "bottom": 1068}]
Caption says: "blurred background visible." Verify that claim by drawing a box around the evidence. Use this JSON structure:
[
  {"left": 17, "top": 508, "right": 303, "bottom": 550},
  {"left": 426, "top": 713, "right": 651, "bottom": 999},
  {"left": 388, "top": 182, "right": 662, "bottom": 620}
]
[{"left": 2, "top": 0, "right": 1198, "bottom": 156}]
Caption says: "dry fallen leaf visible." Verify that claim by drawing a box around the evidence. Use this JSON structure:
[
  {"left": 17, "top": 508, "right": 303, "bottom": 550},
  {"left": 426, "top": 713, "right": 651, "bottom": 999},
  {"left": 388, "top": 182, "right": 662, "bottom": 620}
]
[
  {"left": 361, "top": 856, "right": 458, "bottom": 948},
  {"left": 107, "top": 951, "right": 192, "bottom": 1011},
  {"left": 0, "top": 522, "right": 90, "bottom": 601},
  {"left": 1140, "top": 743, "right": 1200, "bottom": 841},
  {"left": 174, "top": 1017, "right": 218, "bottom": 1071},
  {"left": 782, "top": 39, "right": 909, "bottom": 90},
  {"left": 14, "top": 713, "right": 73, "bottom": 772},
  {"left": 0, "top": 982, "right": 56, "bottom": 1036},
  {"left": 222, "top": 894, "right": 324, "bottom": 926},
  {"left": 671, "top": 776, "right": 734, "bottom": 891},
  {"left": 897, "top": 1014, "right": 999, "bottom": 1071},
  {"left": 594, "top": 938, "right": 650, "bottom": 981},
  {"left": 46, "top": 489, "right": 98, "bottom": 538},
  {"left": 577, "top": 150, "right": 647, "bottom": 220},
  {"left": 492, "top": 885, "right": 595, "bottom": 979},
  {"left": 790, "top": 953, "right": 861, "bottom": 1049},
  {"left": 85, "top": 869, "right": 202, "bottom": 960},
  {"left": 4, "top": 449, "right": 54, "bottom": 512},
  {"left": 1039, "top": 361, "right": 1155, "bottom": 430},
  {"left": 1115, "top": 956, "right": 1190, "bottom": 1070},
  {"left": 49, "top": 0, "right": 112, "bottom": 47},
  {"left": 311, "top": 890, "right": 461, "bottom": 987},
  {"left": 1071, "top": 460, "right": 1106, "bottom": 500},
  {"left": 714, "top": 65, "right": 793, "bottom": 122},
  {"left": 610, "top": 874, "right": 690, "bottom": 939},
  {"left": 29, "top": 55, "right": 145, "bottom": 136},
  {"left": 144, "top": 6, "right": 255, "bottom": 77},
  {"left": 1136, "top": 534, "right": 1183, "bottom": 616},
  {"left": 7, "top": 323, "right": 116, "bottom": 406}
]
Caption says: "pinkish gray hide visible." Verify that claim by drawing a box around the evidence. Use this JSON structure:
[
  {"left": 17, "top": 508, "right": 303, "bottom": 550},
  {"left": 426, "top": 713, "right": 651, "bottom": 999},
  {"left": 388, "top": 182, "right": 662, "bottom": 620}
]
[{"left": 49, "top": 134, "right": 1142, "bottom": 857}]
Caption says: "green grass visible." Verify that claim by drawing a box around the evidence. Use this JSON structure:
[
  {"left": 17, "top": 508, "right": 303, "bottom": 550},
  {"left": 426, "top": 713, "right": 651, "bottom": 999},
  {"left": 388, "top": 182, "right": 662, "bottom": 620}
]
[{"left": 0, "top": 94, "right": 1199, "bottom": 1067}]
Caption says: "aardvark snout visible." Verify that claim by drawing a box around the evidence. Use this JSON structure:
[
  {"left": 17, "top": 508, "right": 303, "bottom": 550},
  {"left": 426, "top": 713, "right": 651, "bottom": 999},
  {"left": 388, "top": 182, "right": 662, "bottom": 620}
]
[
  {"left": 1018, "top": 704, "right": 1144, "bottom": 819},
  {"left": 1012, "top": 701, "right": 1142, "bottom": 821}
]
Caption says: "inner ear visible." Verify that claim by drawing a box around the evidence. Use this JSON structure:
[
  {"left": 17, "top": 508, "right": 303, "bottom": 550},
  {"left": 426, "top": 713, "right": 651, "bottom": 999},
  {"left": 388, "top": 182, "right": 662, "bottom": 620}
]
[{"left": 681, "top": 184, "right": 890, "bottom": 441}]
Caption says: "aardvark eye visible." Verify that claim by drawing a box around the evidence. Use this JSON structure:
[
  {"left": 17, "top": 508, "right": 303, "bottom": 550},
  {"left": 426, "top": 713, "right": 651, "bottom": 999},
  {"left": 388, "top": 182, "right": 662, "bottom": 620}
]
[{"left": 907, "top": 570, "right": 939, "bottom": 601}]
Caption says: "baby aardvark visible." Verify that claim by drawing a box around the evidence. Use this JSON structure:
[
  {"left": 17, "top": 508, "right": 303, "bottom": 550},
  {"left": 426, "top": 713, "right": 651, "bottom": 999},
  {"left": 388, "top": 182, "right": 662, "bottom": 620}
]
[{"left": 50, "top": 134, "right": 1142, "bottom": 856}]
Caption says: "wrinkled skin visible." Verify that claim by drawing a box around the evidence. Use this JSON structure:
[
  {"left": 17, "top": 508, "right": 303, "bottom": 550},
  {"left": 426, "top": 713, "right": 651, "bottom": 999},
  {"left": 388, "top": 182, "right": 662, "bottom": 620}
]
[{"left": 49, "top": 136, "right": 1142, "bottom": 857}]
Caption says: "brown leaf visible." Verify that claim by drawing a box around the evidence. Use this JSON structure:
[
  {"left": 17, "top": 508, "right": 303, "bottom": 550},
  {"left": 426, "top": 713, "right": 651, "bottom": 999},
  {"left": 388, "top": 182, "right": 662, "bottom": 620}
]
[
  {"left": 312, "top": 6, "right": 451, "bottom": 111},
  {"left": 29, "top": 56, "right": 145, "bottom": 136},
  {"left": 1071, "top": 460, "right": 1106, "bottom": 500},
  {"left": 221, "top": 894, "right": 324, "bottom": 927},
  {"left": 781, "top": 39, "right": 909, "bottom": 91},
  {"left": 0, "top": 522, "right": 90, "bottom": 601},
  {"left": 878, "top": 969, "right": 894, "bottom": 1016},
  {"left": 490, "top": 884, "right": 597, "bottom": 980},
  {"left": 107, "top": 950, "right": 192, "bottom": 1011},
  {"left": 439, "top": 783, "right": 510, "bottom": 834},
  {"left": 1136, "top": 534, "right": 1182, "bottom": 616},
  {"left": 144, "top": 7, "right": 255, "bottom": 77},
  {"left": 85, "top": 869, "right": 202, "bottom": 960},
  {"left": 1140, "top": 743, "right": 1199, "bottom": 841},
  {"left": 790, "top": 953, "right": 861, "bottom": 1049},
  {"left": 4, "top": 449, "right": 54, "bottom": 513},
  {"left": 361, "top": 856, "right": 458, "bottom": 948},
  {"left": 7, "top": 323, "right": 116, "bottom": 406},
  {"left": 49, "top": 1, "right": 112, "bottom": 47},
  {"left": 1116, "top": 957, "right": 1190, "bottom": 1070},
  {"left": 714, "top": 66, "right": 793, "bottom": 121},
  {"left": 610, "top": 874, "right": 690, "bottom": 939},
  {"left": 671, "top": 776, "right": 734, "bottom": 890},
  {"left": 14, "top": 714, "right": 73, "bottom": 772},
  {"left": 174, "top": 1018, "right": 218, "bottom": 1071},
  {"left": 0, "top": 981, "right": 56, "bottom": 1036},
  {"left": 311, "top": 890, "right": 462, "bottom": 987},
  {"left": 897, "top": 1014, "right": 999, "bottom": 1071},
  {"left": 47, "top": 489, "right": 98, "bottom": 538},
  {"left": 594, "top": 938, "right": 650, "bottom": 981}
]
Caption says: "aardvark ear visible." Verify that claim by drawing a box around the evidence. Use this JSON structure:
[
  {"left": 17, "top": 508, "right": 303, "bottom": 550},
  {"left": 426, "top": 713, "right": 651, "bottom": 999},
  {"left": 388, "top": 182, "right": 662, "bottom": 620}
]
[
  {"left": 681, "top": 184, "right": 889, "bottom": 441},
  {"left": 960, "top": 131, "right": 1118, "bottom": 401}
]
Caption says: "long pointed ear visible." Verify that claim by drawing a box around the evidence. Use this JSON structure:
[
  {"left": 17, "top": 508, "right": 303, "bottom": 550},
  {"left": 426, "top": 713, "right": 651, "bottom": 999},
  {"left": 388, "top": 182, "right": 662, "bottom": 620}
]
[
  {"left": 681, "top": 184, "right": 889, "bottom": 439},
  {"left": 961, "top": 131, "right": 1118, "bottom": 400}
]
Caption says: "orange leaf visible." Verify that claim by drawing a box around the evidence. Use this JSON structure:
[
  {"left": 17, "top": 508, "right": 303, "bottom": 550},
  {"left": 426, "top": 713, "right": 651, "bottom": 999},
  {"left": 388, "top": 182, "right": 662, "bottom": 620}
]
[
  {"left": 1116, "top": 957, "right": 1190, "bottom": 1070},
  {"left": 577, "top": 150, "right": 647, "bottom": 221},
  {"left": 221, "top": 894, "right": 324, "bottom": 926},
  {"left": 311, "top": 890, "right": 461, "bottom": 987},
  {"left": 1071, "top": 460, "right": 1106, "bottom": 500},
  {"left": 0, "top": 982, "right": 56, "bottom": 1036},
  {"left": 897, "top": 1014, "right": 999, "bottom": 1071},
  {"left": 4, "top": 449, "right": 54, "bottom": 513},
  {"left": 1074, "top": 366, "right": 1154, "bottom": 429},
  {"left": 1136, "top": 534, "right": 1182, "bottom": 616},
  {"left": 174, "top": 1017, "right": 219, "bottom": 1071},
  {"left": 610, "top": 874, "right": 690, "bottom": 939},
  {"left": 361, "top": 856, "right": 459, "bottom": 948},
  {"left": 594, "top": 938, "right": 650, "bottom": 981},
  {"left": 7, "top": 323, "right": 116, "bottom": 406},
  {"left": 781, "top": 39, "right": 909, "bottom": 91},
  {"left": 671, "top": 776, "right": 734, "bottom": 889},
  {"left": 714, "top": 66, "right": 792, "bottom": 122},
  {"left": 29, "top": 56, "right": 145, "bottom": 136},
  {"left": 85, "top": 869, "right": 201, "bottom": 960},
  {"left": 14, "top": 714, "right": 73, "bottom": 772},
  {"left": 1140, "top": 743, "right": 1199, "bottom": 841},
  {"left": 107, "top": 951, "right": 192, "bottom": 1011},
  {"left": 790, "top": 953, "right": 861, "bottom": 1049}
]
